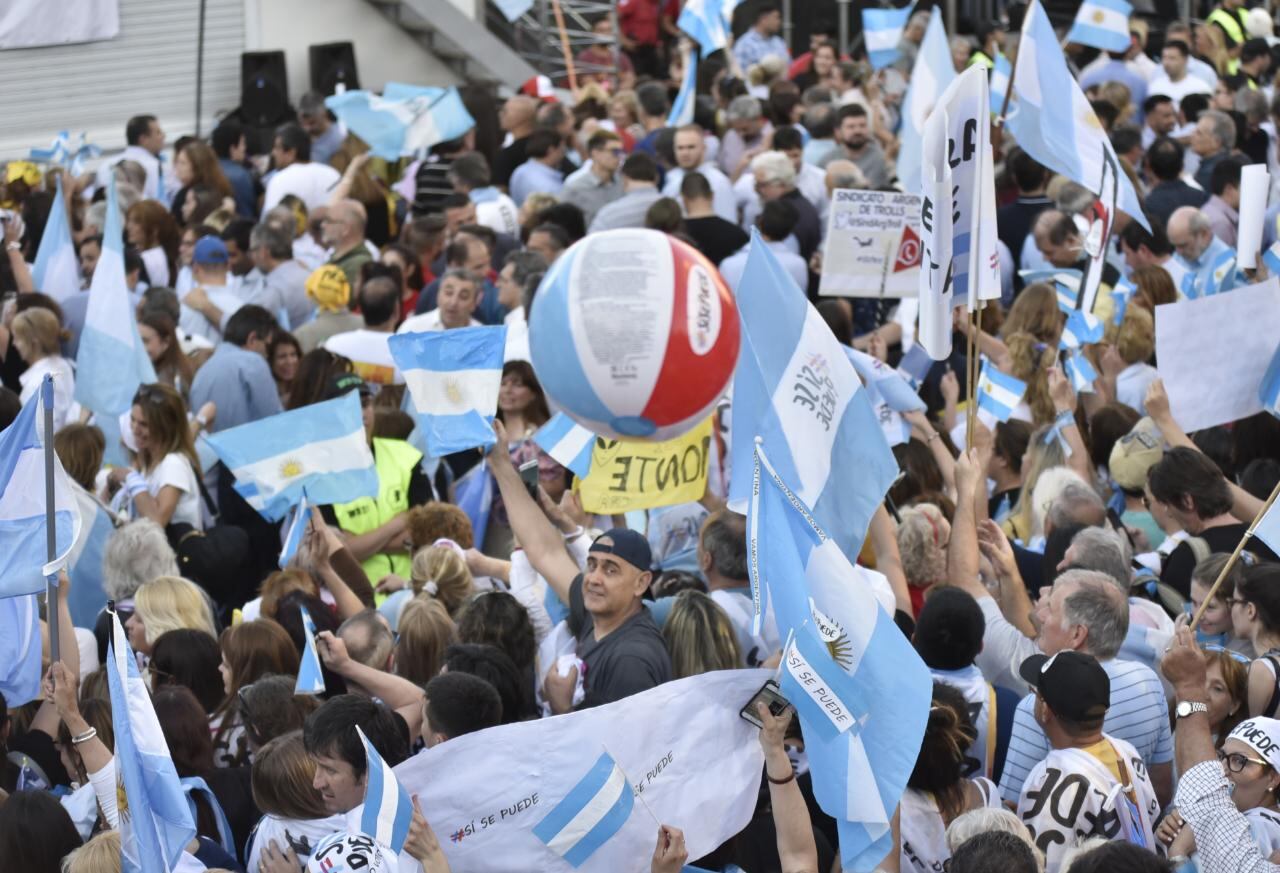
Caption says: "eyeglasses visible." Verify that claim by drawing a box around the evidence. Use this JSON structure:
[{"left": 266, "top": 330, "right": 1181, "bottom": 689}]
[
  {"left": 1219, "top": 748, "right": 1271, "bottom": 773},
  {"left": 1202, "top": 643, "right": 1252, "bottom": 664}
]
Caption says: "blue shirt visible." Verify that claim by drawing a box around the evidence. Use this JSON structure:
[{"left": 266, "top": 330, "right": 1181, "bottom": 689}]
[
  {"left": 219, "top": 158, "right": 257, "bottom": 218},
  {"left": 188, "top": 343, "right": 283, "bottom": 433},
  {"left": 733, "top": 28, "right": 790, "bottom": 70},
  {"left": 508, "top": 159, "right": 564, "bottom": 207},
  {"left": 1176, "top": 235, "right": 1240, "bottom": 298}
]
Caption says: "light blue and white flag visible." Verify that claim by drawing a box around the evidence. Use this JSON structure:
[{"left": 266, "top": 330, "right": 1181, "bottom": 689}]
[
  {"left": 206, "top": 393, "right": 377, "bottom": 522},
  {"left": 1259, "top": 341, "right": 1280, "bottom": 420},
  {"left": 846, "top": 348, "right": 926, "bottom": 413},
  {"left": 74, "top": 178, "right": 157, "bottom": 418},
  {"left": 357, "top": 725, "right": 413, "bottom": 854},
  {"left": 1253, "top": 493, "right": 1280, "bottom": 554},
  {"left": 533, "top": 750, "right": 636, "bottom": 868},
  {"left": 108, "top": 611, "right": 197, "bottom": 873},
  {"left": 678, "top": 0, "right": 732, "bottom": 54},
  {"left": 749, "top": 444, "right": 930, "bottom": 871},
  {"left": 390, "top": 325, "right": 506, "bottom": 458},
  {"left": 326, "top": 85, "right": 475, "bottom": 161},
  {"left": 990, "top": 53, "right": 1012, "bottom": 115},
  {"left": 1111, "top": 276, "right": 1135, "bottom": 325},
  {"left": 1264, "top": 241, "right": 1280, "bottom": 279},
  {"left": 1060, "top": 309, "right": 1104, "bottom": 349},
  {"left": 976, "top": 362, "right": 1027, "bottom": 422},
  {"left": 728, "top": 234, "right": 899, "bottom": 563},
  {"left": 1066, "top": 0, "right": 1132, "bottom": 52},
  {"left": 492, "top": 0, "right": 534, "bottom": 22},
  {"left": 453, "top": 461, "right": 494, "bottom": 544},
  {"left": 66, "top": 484, "right": 117, "bottom": 628},
  {"left": 1064, "top": 351, "right": 1098, "bottom": 393},
  {"left": 0, "top": 595, "right": 40, "bottom": 707},
  {"left": 897, "top": 344, "right": 933, "bottom": 390},
  {"left": 863, "top": 6, "right": 912, "bottom": 70},
  {"left": 0, "top": 376, "right": 81, "bottom": 599},
  {"left": 29, "top": 130, "right": 101, "bottom": 177},
  {"left": 668, "top": 48, "right": 698, "bottom": 127},
  {"left": 1021, "top": 268, "right": 1083, "bottom": 312},
  {"left": 533, "top": 413, "right": 596, "bottom": 480},
  {"left": 278, "top": 493, "right": 312, "bottom": 569},
  {"left": 296, "top": 605, "right": 326, "bottom": 695},
  {"left": 1190, "top": 247, "right": 1239, "bottom": 298},
  {"left": 1005, "top": 0, "right": 1148, "bottom": 231},
  {"left": 897, "top": 13, "right": 955, "bottom": 194},
  {"left": 31, "top": 174, "right": 81, "bottom": 303}
]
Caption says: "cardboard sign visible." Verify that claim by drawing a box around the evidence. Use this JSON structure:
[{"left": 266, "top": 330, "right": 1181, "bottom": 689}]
[
  {"left": 577, "top": 418, "right": 713, "bottom": 513},
  {"left": 818, "top": 189, "right": 923, "bottom": 298}
]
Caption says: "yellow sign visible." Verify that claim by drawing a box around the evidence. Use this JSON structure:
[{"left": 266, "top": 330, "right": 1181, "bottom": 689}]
[{"left": 577, "top": 418, "right": 714, "bottom": 513}]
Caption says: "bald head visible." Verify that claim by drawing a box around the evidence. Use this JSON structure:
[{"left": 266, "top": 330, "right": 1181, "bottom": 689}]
[
  {"left": 1033, "top": 209, "right": 1081, "bottom": 268},
  {"left": 322, "top": 198, "right": 367, "bottom": 250},
  {"left": 824, "top": 159, "right": 867, "bottom": 194},
  {"left": 502, "top": 96, "right": 538, "bottom": 136},
  {"left": 1167, "top": 206, "right": 1213, "bottom": 262}
]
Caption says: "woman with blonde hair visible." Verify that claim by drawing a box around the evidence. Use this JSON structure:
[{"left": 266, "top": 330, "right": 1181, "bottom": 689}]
[
  {"left": 211, "top": 620, "right": 301, "bottom": 768},
  {"left": 1100, "top": 305, "right": 1158, "bottom": 413},
  {"left": 12, "top": 307, "right": 76, "bottom": 429},
  {"left": 126, "top": 199, "right": 180, "bottom": 286},
  {"left": 662, "top": 590, "right": 741, "bottom": 679},
  {"left": 107, "top": 383, "right": 203, "bottom": 530},
  {"left": 378, "top": 540, "right": 475, "bottom": 627},
  {"left": 245, "top": 730, "right": 347, "bottom": 872},
  {"left": 62, "top": 829, "right": 121, "bottom": 873},
  {"left": 395, "top": 596, "right": 455, "bottom": 685},
  {"left": 125, "top": 575, "right": 217, "bottom": 656},
  {"left": 897, "top": 504, "right": 951, "bottom": 616},
  {"left": 1005, "top": 332, "right": 1057, "bottom": 424}
]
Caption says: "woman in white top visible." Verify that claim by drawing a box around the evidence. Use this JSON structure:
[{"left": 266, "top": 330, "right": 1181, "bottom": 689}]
[
  {"left": 125, "top": 199, "right": 179, "bottom": 288},
  {"left": 900, "top": 683, "right": 1002, "bottom": 873},
  {"left": 107, "top": 383, "right": 204, "bottom": 530},
  {"left": 12, "top": 307, "right": 76, "bottom": 430}
]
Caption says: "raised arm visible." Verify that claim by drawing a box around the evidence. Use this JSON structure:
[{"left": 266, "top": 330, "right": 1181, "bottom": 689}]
[
  {"left": 1047, "top": 368, "right": 1093, "bottom": 484},
  {"left": 758, "top": 704, "right": 820, "bottom": 873},
  {"left": 947, "top": 449, "right": 987, "bottom": 602},
  {"left": 867, "top": 505, "right": 913, "bottom": 617},
  {"left": 315, "top": 630, "right": 424, "bottom": 709}
]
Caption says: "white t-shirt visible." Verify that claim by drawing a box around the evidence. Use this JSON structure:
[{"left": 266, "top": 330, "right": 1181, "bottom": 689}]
[
  {"left": 179, "top": 283, "right": 245, "bottom": 344},
  {"left": 1147, "top": 73, "right": 1212, "bottom": 105},
  {"left": 396, "top": 310, "right": 481, "bottom": 335},
  {"left": 145, "top": 452, "right": 203, "bottom": 530},
  {"left": 245, "top": 813, "right": 348, "bottom": 873},
  {"left": 323, "top": 328, "right": 402, "bottom": 385},
  {"left": 19, "top": 356, "right": 78, "bottom": 431},
  {"left": 262, "top": 162, "right": 342, "bottom": 216}
]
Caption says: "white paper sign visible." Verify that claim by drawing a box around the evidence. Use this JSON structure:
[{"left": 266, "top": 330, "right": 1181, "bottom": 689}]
[
  {"left": 0, "top": 0, "right": 119, "bottom": 49},
  {"left": 818, "top": 189, "right": 923, "bottom": 298},
  {"left": 1237, "top": 164, "right": 1271, "bottom": 270},
  {"left": 1155, "top": 278, "right": 1280, "bottom": 431}
]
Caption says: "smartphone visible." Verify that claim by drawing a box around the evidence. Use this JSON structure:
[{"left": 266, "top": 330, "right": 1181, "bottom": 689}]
[
  {"left": 739, "top": 679, "right": 791, "bottom": 728},
  {"left": 519, "top": 459, "right": 540, "bottom": 499}
]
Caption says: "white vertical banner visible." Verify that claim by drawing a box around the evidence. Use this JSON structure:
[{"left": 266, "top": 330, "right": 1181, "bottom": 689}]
[
  {"left": 1238, "top": 164, "right": 1271, "bottom": 270},
  {"left": 918, "top": 100, "right": 954, "bottom": 361},
  {"left": 0, "top": 0, "right": 119, "bottom": 49}
]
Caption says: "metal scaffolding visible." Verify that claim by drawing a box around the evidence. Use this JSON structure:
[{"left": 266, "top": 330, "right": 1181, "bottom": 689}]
[{"left": 484, "top": 0, "right": 620, "bottom": 88}]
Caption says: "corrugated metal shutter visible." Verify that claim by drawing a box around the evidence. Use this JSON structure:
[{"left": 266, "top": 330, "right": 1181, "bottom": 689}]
[{"left": 0, "top": 0, "right": 244, "bottom": 161}]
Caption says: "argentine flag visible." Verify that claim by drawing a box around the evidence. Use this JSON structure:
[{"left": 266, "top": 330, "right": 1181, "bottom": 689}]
[
  {"left": 976, "top": 362, "right": 1027, "bottom": 422},
  {"left": 326, "top": 84, "right": 475, "bottom": 161},
  {"left": 390, "top": 325, "right": 506, "bottom": 457},
  {"left": 74, "top": 178, "right": 157, "bottom": 419},
  {"left": 1253, "top": 492, "right": 1280, "bottom": 555},
  {"left": 31, "top": 175, "right": 81, "bottom": 303},
  {"left": 678, "top": 0, "right": 732, "bottom": 54},
  {"left": 1064, "top": 351, "right": 1098, "bottom": 393},
  {"left": 1066, "top": 0, "right": 1132, "bottom": 53},
  {"left": 863, "top": 6, "right": 912, "bottom": 70},
  {"left": 728, "top": 233, "right": 899, "bottom": 565},
  {"left": 0, "top": 595, "right": 40, "bottom": 707},
  {"left": 66, "top": 484, "right": 117, "bottom": 628},
  {"left": 278, "top": 494, "right": 312, "bottom": 569},
  {"left": 1006, "top": 0, "right": 1148, "bottom": 231},
  {"left": 205, "top": 393, "right": 378, "bottom": 522},
  {"left": 1111, "top": 276, "right": 1135, "bottom": 325},
  {"left": 108, "top": 612, "right": 197, "bottom": 873},
  {"left": 1259, "top": 341, "right": 1280, "bottom": 421},
  {"left": 357, "top": 725, "right": 413, "bottom": 853},
  {"left": 750, "top": 444, "right": 930, "bottom": 871},
  {"left": 846, "top": 348, "right": 926, "bottom": 413},
  {"left": 534, "top": 413, "right": 596, "bottom": 480},
  {"left": 533, "top": 750, "right": 635, "bottom": 868},
  {"left": 0, "top": 376, "right": 82, "bottom": 599},
  {"left": 990, "top": 53, "right": 1012, "bottom": 115},
  {"left": 296, "top": 605, "right": 327, "bottom": 694},
  {"left": 29, "top": 131, "right": 100, "bottom": 177},
  {"left": 668, "top": 48, "right": 698, "bottom": 127},
  {"left": 897, "top": 13, "right": 955, "bottom": 195},
  {"left": 1060, "top": 309, "right": 1104, "bottom": 349}
]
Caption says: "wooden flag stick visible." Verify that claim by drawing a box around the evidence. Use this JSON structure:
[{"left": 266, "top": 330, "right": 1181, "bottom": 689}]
[
  {"left": 1190, "top": 477, "right": 1280, "bottom": 631},
  {"left": 550, "top": 0, "right": 579, "bottom": 93}
]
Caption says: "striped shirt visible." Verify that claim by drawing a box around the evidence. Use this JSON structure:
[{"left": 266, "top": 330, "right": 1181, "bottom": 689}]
[{"left": 998, "top": 657, "right": 1173, "bottom": 805}]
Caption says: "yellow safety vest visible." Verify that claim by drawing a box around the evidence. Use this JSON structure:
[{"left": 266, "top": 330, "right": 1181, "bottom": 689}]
[
  {"left": 1207, "top": 6, "right": 1246, "bottom": 46},
  {"left": 970, "top": 49, "right": 995, "bottom": 70},
  {"left": 331, "top": 437, "right": 423, "bottom": 581}
]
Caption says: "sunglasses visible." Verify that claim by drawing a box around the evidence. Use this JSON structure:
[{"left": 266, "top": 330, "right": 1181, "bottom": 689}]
[
  {"left": 1202, "top": 643, "right": 1251, "bottom": 664},
  {"left": 1219, "top": 748, "right": 1271, "bottom": 773}
]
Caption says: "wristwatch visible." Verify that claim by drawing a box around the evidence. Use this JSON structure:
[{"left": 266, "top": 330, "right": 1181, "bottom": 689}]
[{"left": 1175, "top": 700, "right": 1208, "bottom": 719}]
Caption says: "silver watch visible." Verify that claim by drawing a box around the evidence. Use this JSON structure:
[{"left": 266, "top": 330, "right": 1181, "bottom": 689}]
[{"left": 1175, "top": 700, "right": 1208, "bottom": 719}]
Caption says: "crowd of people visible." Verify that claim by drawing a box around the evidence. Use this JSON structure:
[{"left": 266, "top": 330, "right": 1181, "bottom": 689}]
[{"left": 4, "top": 0, "right": 1280, "bottom": 871}]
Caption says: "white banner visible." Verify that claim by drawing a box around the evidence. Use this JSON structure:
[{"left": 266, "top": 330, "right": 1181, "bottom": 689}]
[
  {"left": 395, "top": 669, "right": 768, "bottom": 873},
  {"left": 1237, "top": 164, "right": 1271, "bottom": 270},
  {"left": 818, "top": 189, "right": 923, "bottom": 298},
  {"left": 1155, "top": 278, "right": 1280, "bottom": 431},
  {"left": 0, "top": 0, "right": 119, "bottom": 49}
]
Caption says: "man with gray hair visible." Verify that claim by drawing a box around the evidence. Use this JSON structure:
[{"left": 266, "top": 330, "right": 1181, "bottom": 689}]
[
  {"left": 324, "top": 198, "right": 372, "bottom": 289},
  {"left": 719, "top": 96, "right": 773, "bottom": 182},
  {"left": 247, "top": 221, "right": 314, "bottom": 330},
  {"left": 1191, "top": 108, "right": 1237, "bottom": 191},
  {"left": 824, "top": 159, "right": 869, "bottom": 196},
  {"left": 751, "top": 151, "right": 821, "bottom": 261},
  {"left": 334, "top": 609, "right": 396, "bottom": 695},
  {"left": 297, "top": 90, "right": 347, "bottom": 165},
  {"left": 1168, "top": 205, "right": 1239, "bottom": 297}
]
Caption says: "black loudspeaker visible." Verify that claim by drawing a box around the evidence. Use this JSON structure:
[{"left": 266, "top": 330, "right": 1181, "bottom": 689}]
[
  {"left": 309, "top": 42, "right": 360, "bottom": 96},
  {"left": 241, "top": 51, "right": 290, "bottom": 127}
]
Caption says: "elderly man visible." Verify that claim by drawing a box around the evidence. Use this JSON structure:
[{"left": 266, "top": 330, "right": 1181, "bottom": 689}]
[
  {"left": 750, "top": 151, "right": 821, "bottom": 262},
  {"left": 1032, "top": 210, "right": 1083, "bottom": 268},
  {"left": 719, "top": 96, "right": 773, "bottom": 182},
  {"left": 1168, "top": 206, "right": 1240, "bottom": 298},
  {"left": 1191, "top": 109, "right": 1237, "bottom": 191},
  {"left": 324, "top": 199, "right": 372, "bottom": 289},
  {"left": 662, "top": 125, "right": 736, "bottom": 222}
]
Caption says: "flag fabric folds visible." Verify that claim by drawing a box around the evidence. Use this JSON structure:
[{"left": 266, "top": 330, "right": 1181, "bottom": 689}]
[
  {"left": 390, "top": 325, "right": 506, "bottom": 457},
  {"left": 1064, "top": 351, "right": 1099, "bottom": 393},
  {"left": 846, "top": 348, "right": 926, "bottom": 413},
  {"left": 533, "top": 413, "right": 596, "bottom": 480},
  {"left": 31, "top": 174, "right": 81, "bottom": 302},
  {"left": 667, "top": 48, "right": 698, "bottom": 127},
  {"left": 677, "top": 0, "right": 732, "bottom": 54},
  {"left": 206, "top": 392, "right": 378, "bottom": 522},
  {"left": 357, "top": 725, "right": 414, "bottom": 854},
  {"left": 532, "top": 750, "right": 636, "bottom": 868},
  {"left": 1060, "top": 309, "right": 1104, "bottom": 349},
  {"left": 863, "top": 6, "right": 912, "bottom": 70},
  {"left": 108, "top": 612, "right": 197, "bottom": 873},
  {"left": 976, "top": 362, "right": 1028, "bottom": 422},
  {"left": 1253, "top": 496, "right": 1280, "bottom": 554},
  {"left": 897, "top": 343, "right": 933, "bottom": 390},
  {"left": 0, "top": 376, "right": 81, "bottom": 599},
  {"left": 278, "top": 494, "right": 312, "bottom": 569},
  {"left": 1066, "top": 0, "right": 1133, "bottom": 52},
  {"left": 989, "top": 53, "right": 1012, "bottom": 115},
  {"left": 727, "top": 234, "right": 899, "bottom": 563},
  {"left": 326, "top": 85, "right": 475, "bottom": 161},
  {"left": 65, "top": 484, "right": 116, "bottom": 628},
  {"left": 74, "top": 178, "right": 157, "bottom": 418},
  {"left": 897, "top": 13, "right": 956, "bottom": 194},
  {"left": 296, "top": 605, "right": 327, "bottom": 694},
  {"left": 0, "top": 595, "right": 40, "bottom": 707},
  {"left": 749, "top": 444, "right": 931, "bottom": 871},
  {"left": 453, "top": 463, "right": 494, "bottom": 548},
  {"left": 29, "top": 131, "right": 100, "bottom": 176}
]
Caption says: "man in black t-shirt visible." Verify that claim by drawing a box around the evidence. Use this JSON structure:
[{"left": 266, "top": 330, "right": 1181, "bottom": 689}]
[{"left": 680, "top": 172, "right": 748, "bottom": 266}]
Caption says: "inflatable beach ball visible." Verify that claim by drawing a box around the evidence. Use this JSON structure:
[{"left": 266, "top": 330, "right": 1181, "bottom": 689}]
[{"left": 529, "top": 229, "right": 739, "bottom": 441}]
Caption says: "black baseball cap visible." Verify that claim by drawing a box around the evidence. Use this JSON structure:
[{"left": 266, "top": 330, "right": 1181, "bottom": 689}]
[
  {"left": 323, "top": 372, "right": 373, "bottom": 401},
  {"left": 1019, "top": 651, "right": 1110, "bottom": 723},
  {"left": 588, "top": 528, "right": 652, "bottom": 573}
]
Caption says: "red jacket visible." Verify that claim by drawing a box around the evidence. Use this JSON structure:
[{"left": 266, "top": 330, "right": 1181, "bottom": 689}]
[{"left": 618, "top": 0, "right": 662, "bottom": 46}]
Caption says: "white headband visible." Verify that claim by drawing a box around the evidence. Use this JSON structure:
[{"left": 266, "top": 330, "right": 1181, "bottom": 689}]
[{"left": 1230, "top": 717, "right": 1280, "bottom": 770}]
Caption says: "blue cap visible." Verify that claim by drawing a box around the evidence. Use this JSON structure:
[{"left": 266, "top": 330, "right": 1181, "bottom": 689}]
[{"left": 192, "top": 235, "right": 229, "bottom": 265}]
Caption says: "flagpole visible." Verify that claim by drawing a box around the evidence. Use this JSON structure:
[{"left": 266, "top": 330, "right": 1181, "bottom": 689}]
[
  {"left": 550, "top": 0, "right": 580, "bottom": 93},
  {"left": 1190, "top": 477, "right": 1280, "bottom": 631},
  {"left": 42, "top": 375, "right": 59, "bottom": 665}
]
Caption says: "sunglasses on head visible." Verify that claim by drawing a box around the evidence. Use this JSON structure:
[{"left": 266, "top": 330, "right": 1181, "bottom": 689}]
[{"left": 1201, "top": 643, "right": 1251, "bottom": 664}]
